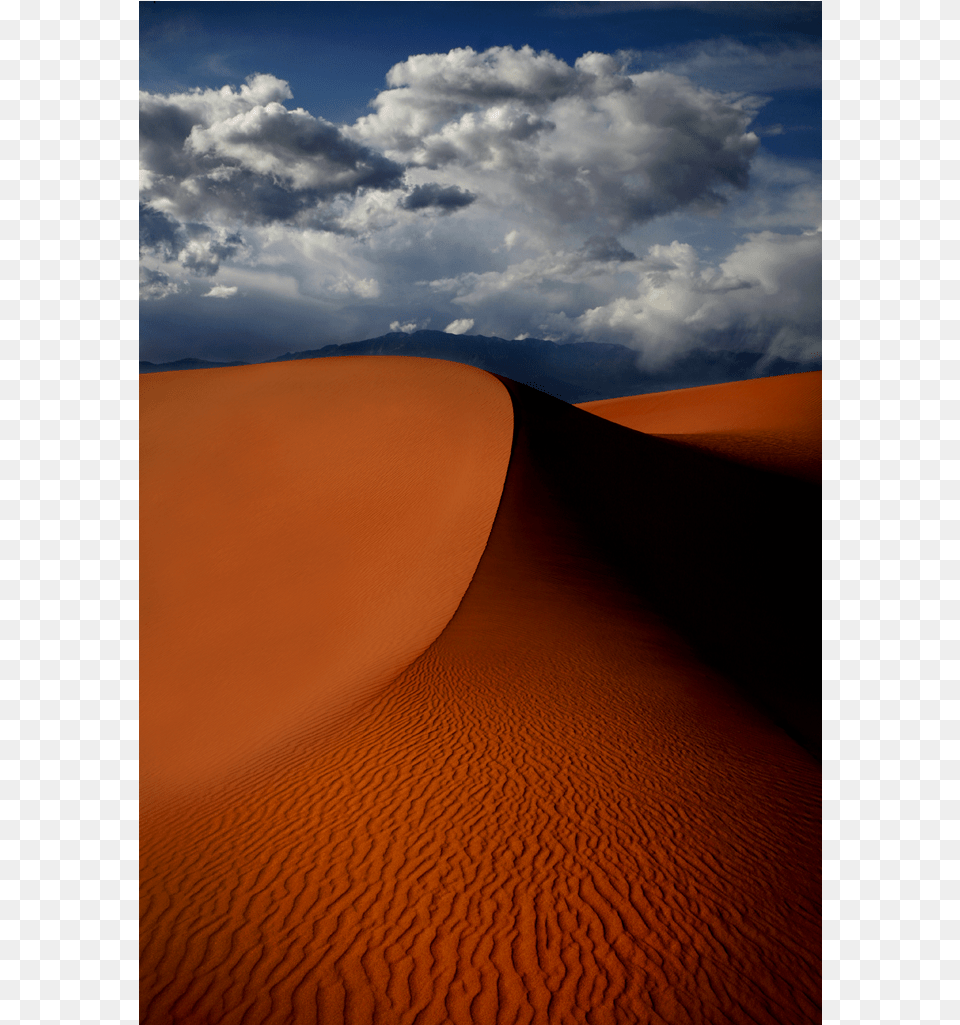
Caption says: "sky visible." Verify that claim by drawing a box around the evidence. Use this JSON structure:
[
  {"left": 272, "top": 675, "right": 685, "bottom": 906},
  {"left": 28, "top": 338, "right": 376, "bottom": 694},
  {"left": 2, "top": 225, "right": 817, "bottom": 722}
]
[{"left": 139, "top": 1, "right": 822, "bottom": 367}]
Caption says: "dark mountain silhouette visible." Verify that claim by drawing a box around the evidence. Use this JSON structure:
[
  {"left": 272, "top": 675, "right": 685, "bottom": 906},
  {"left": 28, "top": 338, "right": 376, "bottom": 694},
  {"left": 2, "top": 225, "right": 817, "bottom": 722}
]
[{"left": 139, "top": 330, "right": 821, "bottom": 403}]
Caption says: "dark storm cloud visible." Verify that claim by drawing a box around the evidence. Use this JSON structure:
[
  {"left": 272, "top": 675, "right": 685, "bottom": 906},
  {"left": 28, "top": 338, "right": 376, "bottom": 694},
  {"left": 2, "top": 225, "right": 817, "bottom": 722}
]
[
  {"left": 580, "top": 235, "right": 636, "bottom": 263},
  {"left": 187, "top": 102, "right": 404, "bottom": 195},
  {"left": 139, "top": 203, "right": 184, "bottom": 261},
  {"left": 179, "top": 227, "right": 246, "bottom": 277},
  {"left": 399, "top": 183, "right": 477, "bottom": 213},
  {"left": 139, "top": 264, "right": 179, "bottom": 300},
  {"left": 140, "top": 202, "right": 247, "bottom": 284},
  {"left": 139, "top": 73, "right": 293, "bottom": 180},
  {"left": 144, "top": 166, "right": 337, "bottom": 228},
  {"left": 139, "top": 73, "right": 405, "bottom": 229}
]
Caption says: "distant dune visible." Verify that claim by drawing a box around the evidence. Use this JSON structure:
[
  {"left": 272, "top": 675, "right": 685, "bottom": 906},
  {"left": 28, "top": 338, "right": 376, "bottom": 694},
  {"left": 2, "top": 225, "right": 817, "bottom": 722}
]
[
  {"left": 578, "top": 370, "right": 821, "bottom": 482},
  {"left": 141, "top": 357, "right": 820, "bottom": 1024}
]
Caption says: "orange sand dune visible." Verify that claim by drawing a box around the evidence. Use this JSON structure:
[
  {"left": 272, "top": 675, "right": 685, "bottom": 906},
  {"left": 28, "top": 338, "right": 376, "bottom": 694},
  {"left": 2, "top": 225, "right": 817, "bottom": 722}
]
[
  {"left": 578, "top": 371, "right": 821, "bottom": 481},
  {"left": 140, "top": 358, "right": 513, "bottom": 793},
  {"left": 141, "top": 359, "right": 820, "bottom": 1024}
]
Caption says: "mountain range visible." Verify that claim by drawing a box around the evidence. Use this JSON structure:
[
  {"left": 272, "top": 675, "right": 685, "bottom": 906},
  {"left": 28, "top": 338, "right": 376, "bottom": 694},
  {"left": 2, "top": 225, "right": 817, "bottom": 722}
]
[{"left": 138, "top": 330, "right": 822, "bottom": 403}]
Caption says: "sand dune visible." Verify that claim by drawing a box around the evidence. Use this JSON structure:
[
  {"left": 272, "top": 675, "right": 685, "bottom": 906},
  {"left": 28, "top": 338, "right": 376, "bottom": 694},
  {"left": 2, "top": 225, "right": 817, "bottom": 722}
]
[
  {"left": 141, "top": 359, "right": 820, "bottom": 1024},
  {"left": 578, "top": 371, "right": 821, "bottom": 482},
  {"left": 140, "top": 357, "right": 513, "bottom": 793}
]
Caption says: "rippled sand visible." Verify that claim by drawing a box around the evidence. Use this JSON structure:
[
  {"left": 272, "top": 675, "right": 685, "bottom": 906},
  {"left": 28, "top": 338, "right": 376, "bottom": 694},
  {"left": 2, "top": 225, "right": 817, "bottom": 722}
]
[{"left": 141, "top": 358, "right": 820, "bottom": 1025}]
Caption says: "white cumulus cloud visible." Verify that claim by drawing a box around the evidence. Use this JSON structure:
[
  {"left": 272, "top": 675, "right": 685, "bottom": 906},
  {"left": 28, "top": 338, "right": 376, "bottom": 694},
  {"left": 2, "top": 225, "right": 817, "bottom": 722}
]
[
  {"left": 444, "top": 318, "right": 475, "bottom": 335},
  {"left": 203, "top": 284, "right": 239, "bottom": 299},
  {"left": 568, "top": 228, "right": 821, "bottom": 365},
  {"left": 140, "top": 74, "right": 405, "bottom": 229},
  {"left": 349, "top": 46, "right": 761, "bottom": 229}
]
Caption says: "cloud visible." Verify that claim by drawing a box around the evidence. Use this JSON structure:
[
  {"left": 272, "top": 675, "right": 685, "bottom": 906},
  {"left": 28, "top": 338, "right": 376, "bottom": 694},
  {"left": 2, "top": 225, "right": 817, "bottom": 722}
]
[
  {"left": 399, "top": 182, "right": 477, "bottom": 213},
  {"left": 644, "top": 37, "right": 822, "bottom": 93},
  {"left": 203, "top": 284, "right": 238, "bottom": 298},
  {"left": 181, "top": 229, "right": 247, "bottom": 276},
  {"left": 353, "top": 278, "right": 380, "bottom": 299},
  {"left": 140, "top": 264, "right": 180, "bottom": 301},
  {"left": 414, "top": 227, "right": 819, "bottom": 364},
  {"left": 567, "top": 228, "right": 821, "bottom": 365},
  {"left": 727, "top": 151, "right": 820, "bottom": 230},
  {"left": 423, "top": 237, "right": 639, "bottom": 306},
  {"left": 140, "top": 202, "right": 247, "bottom": 277},
  {"left": 350, "top": 46, "right": 760, "bottom": 230},
  {"left": 330, "top": 274, "right": 380, "bottom": 299},
  {"left": 580, "top": 235, "right": 636, "bottom": 262},
  {"left": 140, "top": 55, "right": 819, "bottom": 368},
  {"left": 186, "top": 103, "right": 403, "bottom": 196},
  {"left": 139, "top": 73, "right": 405, "bottom": 229},
  {"left": 139, "top": 202, "right": 184, "bottom": 260},
  {"left": 139, "top": 73, "right": 294, "bottom": 183}
]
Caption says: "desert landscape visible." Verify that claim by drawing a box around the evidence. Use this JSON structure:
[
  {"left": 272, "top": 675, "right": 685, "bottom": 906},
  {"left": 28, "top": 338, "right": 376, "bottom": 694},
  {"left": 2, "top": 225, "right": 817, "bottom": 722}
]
[{"left": 141, "top": 356, "right": 820, "bottom": 1025}]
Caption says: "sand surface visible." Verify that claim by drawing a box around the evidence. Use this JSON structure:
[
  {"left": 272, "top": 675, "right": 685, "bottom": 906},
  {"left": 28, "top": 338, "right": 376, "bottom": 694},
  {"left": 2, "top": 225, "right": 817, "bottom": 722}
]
[
  {"left": 578, "top": 371, "right": 821, "bottom": 482},
  {"left": 141, "top": 359, "right": 820, "bottom": 1024},
  {"left": 140, "top": 357, "right": 513, "bottom": 792}
]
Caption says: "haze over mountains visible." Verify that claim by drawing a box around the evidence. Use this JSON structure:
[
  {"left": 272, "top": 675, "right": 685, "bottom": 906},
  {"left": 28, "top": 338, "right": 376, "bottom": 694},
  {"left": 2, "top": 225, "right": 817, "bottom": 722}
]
[{"left": 139, "top": 330, "right": 821, "bottom": 403}]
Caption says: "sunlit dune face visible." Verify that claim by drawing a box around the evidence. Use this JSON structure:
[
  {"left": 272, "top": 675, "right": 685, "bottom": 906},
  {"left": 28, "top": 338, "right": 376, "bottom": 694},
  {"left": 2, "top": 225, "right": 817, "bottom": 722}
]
[{"left": 140, "top": 357, "right": 513, "bottom": 793}]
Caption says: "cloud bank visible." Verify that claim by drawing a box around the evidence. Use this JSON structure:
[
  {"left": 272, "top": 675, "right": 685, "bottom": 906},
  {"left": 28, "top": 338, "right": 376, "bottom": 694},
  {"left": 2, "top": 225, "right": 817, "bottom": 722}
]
[
  {"left": 566, "top": 229, "right": 822, "bottom": 365},
  {"left": 350, "top": 46, "right": 761, "bottom": 229},
  {"left": 139, "top": 47, "right": 820, "bottom": 368}
]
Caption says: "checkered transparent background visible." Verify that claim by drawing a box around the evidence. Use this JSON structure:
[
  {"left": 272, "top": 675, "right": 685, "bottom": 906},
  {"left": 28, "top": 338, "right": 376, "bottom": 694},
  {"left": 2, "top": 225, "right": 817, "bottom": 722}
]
[
  {"left": 824, "top": 1, "right": 959, "bottom": 1023},
  {"left": 1, "top": 1, "right": 138, "bottom": 1023}
]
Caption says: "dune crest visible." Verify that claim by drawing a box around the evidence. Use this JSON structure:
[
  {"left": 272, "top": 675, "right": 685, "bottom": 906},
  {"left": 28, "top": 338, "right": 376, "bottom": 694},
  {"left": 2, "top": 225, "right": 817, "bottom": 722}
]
[
  {"left": 142, "top": 360, "right": 820, "bottom": 1024},
  {"left": 140, "top": 357, "right": 513, "bottom": 794}
]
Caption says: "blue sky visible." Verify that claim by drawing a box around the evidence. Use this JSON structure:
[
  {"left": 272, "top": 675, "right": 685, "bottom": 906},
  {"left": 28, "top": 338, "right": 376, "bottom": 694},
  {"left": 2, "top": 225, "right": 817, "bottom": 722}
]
[{"left": 139, "top": 1, "right": 822, "bottom": 365}]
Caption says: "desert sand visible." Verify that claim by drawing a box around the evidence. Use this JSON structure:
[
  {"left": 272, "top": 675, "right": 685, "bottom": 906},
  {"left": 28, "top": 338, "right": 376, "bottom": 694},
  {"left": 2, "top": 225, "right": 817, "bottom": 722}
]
[
  {"left": 141, "top": 358, "right": 820, "bottom": 1024},
  {"left": 140, "top": 357, "right": 513, "bottom": 793},
  {"left": 579, "top": 371, "right": 821, "bottom": 482}
]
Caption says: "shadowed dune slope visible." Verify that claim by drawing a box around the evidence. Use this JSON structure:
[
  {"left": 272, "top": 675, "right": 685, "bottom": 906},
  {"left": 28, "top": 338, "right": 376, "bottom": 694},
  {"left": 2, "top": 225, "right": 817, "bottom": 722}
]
[
  {"left": 140, "top": 357, "right": 513, "bottom": 793},
  {"left": 578, "top": 371, "right": 821, "bottom": 482},
  {"left": 521, "top": 379, "right": 820, "bottom": 756},
  {"left": 142, "top": 364, "right": 820, "bottom": 1025}
]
